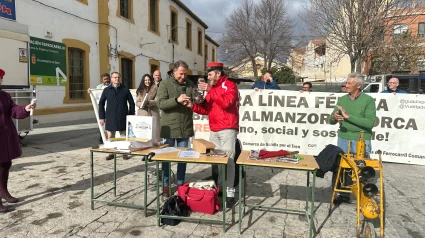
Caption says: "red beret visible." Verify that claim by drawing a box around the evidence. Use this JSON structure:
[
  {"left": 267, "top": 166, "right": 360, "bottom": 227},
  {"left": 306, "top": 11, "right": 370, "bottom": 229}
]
[
  {"left": 0, "top": 68, "right": 5, "bottom": 77},
  {"left": 206, "top": 62, "right": 224, "bottom": 72}
]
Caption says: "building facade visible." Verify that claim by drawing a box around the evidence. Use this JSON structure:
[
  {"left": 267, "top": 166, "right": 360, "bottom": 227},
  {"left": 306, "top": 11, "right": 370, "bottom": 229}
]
[
  {"left": 363, "top": 10, "right": 425, "bottom": 75},
  {"left": 1, "top": 0, "right": 217, "bottom": 123},
  {"left": 229, "top": 54, "right": 286, "bottom": 79},
  {"left": 298, "top": 39, "right": 328, "bottom": 81}
]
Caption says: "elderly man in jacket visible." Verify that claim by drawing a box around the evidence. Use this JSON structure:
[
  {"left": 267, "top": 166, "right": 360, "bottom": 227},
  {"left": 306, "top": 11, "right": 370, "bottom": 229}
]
[
  {"left": 186, "top": 62, "right": 240, "bottom": 208},
  {"left": 99, "top": 72, "right": 135, "bottom": 160},
  {"left": 157, "top": 60, "right": 196, "bottom": 198}
]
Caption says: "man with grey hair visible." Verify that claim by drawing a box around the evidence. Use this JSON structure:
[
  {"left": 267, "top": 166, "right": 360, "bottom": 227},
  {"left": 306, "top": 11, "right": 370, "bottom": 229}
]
[
  {"left": 381, "top": 77, "right": 407, "bottom": 94},
  {"left": 153, "top": 70, "right": 162, "bottom": 87},
  {"left": 328, "top": 73, "right": 376, "bottom": 204},
  {"left": 157, "top": 60, "right": 196, "bottom": 198}
]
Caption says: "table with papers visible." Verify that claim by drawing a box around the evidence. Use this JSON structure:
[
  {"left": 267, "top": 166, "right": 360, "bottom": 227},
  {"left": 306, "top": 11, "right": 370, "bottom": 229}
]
[
  {"left": 237, "top": 150, "right": 319, "bottom": 237},
  {"left": 88, "top": 146, "right": 164, "bottom": 216}
]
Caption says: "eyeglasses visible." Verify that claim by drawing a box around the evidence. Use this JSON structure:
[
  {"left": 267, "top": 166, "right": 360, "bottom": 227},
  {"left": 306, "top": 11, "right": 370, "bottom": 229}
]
[
  {"left": 302, "top": 87, "right": 310, "bottom": 89},
  {"left": 388, "top": 82, "right": 397, "bottom": 84}
]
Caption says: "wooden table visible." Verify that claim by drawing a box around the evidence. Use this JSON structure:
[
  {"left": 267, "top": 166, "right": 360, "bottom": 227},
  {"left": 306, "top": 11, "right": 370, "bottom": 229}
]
[
  {"left": 88, "top": 146, "right": 162, "bottom": 217},
  {"left": 151, "top": 150, "right": 229, "bottom": 232},
  {"left": 237, "top": 150, "right": 319, "bottom": 237}
]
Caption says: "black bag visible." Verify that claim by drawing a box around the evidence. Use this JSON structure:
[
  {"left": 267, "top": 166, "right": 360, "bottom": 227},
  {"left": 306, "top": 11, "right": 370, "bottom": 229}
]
[
  {"left": 314, "top": 144, "right": 344, "bottom": 176},
  {"left": 160, "top": 195, "right": 188, "bottom": 226}
]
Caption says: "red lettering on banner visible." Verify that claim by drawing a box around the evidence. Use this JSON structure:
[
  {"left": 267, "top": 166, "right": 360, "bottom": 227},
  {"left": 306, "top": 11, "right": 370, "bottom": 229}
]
[
  {"left": 194, "top": 124, "right": 210, "bottom": 132},
  {"left": 1, "top": 5, "right": 12, "bottom": 15}
]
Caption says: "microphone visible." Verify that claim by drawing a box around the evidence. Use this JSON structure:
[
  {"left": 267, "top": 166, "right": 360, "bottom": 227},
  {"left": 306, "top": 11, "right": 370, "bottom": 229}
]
[
  {"left": 181, "top": 86, "right": 186, "bottom": 94},
  {"left": 196, "top": 78, "right": 206, "bottom": 104}
]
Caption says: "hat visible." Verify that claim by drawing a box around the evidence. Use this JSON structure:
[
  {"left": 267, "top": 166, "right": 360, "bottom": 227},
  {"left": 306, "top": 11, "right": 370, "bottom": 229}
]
[
  {"left": 206, "top": 62, "right": 224, "bottom": 72},
  {"left": 0, "top": 68, "right": 5, "bottom": 77}
]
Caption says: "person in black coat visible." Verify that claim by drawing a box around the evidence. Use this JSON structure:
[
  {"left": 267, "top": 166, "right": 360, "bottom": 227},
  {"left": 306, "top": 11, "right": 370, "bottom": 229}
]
[{"left": 99, "top": 72, "right": 135, "bottom": 160}]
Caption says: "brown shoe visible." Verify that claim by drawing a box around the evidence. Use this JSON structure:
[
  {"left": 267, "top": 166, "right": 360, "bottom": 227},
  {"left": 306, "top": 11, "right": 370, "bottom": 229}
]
[
  {"left": 163, "top": 185, "right": 169, "bottom": 199},
  {"left": 123, "top": 155, "right": 129, "bottom": 160},
  {"left": 105, "top": 154, "right": 114, "bottom": 160},
  {"left": 0, "top": 192, "right": 19, "bottom": 203}
]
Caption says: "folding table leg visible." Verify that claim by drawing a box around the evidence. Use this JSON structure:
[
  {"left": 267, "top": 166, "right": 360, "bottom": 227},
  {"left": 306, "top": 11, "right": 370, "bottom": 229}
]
[
  {"left": 90, "top": 151, "right": 94, "bottom": 210},
  {"left": 156, "top": 161, "right": 160, "bottom": 227},
  {"left": 113, "top": 154, "right": 117, "bottom": 196}
]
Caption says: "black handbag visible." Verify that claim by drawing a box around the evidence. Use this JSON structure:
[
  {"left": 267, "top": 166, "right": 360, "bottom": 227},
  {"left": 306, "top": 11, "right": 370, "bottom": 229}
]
[{"left": 160, "top": 195, "right": 188, "bottom": 226}]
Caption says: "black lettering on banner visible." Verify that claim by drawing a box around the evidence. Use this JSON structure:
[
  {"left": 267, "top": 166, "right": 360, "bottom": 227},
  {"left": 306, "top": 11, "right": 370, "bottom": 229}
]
[
  {"left": 298, "top": 97, "right": 309, "bottom": 108},
  {"left": 371, "top": 132, "right": 389, "bottom": 141},
  {"left": 297, "top": 113, "right": 306, "bottom": 123},
  {"left": 312, "top": 130, "right": 337, "bottom": 138},
  {"left": 374, "top": 117, "right": 418, "bottom": 130},
  {"left": 255, "top": 95, "right": 310, "bottom": 107},
  {"left": 287, "top": 96, "right": 297, "bottom": 107},
  {"left": 193, "top": 114, "right": 208, "bottom": 120},
  {"left": 240, "top": 126, "right": 257, "bottom": 135},
  {"left": 376, "top": 99, "right": 389, "bottom": 111},
  {"left": 315, "top": 96, "right": 337, "bottom": 108},
  {"left": 242, "top": 95, "right": 253, "bottom": 106},
  {"left": 241, "top": 111, "right": 331, "bottom": 124}
]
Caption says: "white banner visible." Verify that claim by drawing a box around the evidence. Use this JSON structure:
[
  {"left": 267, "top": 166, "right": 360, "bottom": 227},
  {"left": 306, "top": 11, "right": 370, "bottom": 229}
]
[{"left": 193, "top": 90, "right": 425, "bottom": 165}]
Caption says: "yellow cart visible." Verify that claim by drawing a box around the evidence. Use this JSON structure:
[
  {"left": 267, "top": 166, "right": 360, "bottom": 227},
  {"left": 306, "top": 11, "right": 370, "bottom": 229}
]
[{"left": 330, "top": 132, "right": 385, "bottom": 238}]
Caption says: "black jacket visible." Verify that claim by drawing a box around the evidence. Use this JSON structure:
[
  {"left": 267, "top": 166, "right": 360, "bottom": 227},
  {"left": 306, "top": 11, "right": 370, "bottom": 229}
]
[
  {"left": 314, "top": 144, "right": 344, "bottom": 173},
  {"left": 99, "top": 84, "right": 135, "bottom": 131}
]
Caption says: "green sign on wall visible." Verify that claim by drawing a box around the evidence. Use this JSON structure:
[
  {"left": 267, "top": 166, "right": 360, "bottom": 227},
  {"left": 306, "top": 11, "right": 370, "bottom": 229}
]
[{"left": 29, "top": 37, "right": 67, "bottom": 86}]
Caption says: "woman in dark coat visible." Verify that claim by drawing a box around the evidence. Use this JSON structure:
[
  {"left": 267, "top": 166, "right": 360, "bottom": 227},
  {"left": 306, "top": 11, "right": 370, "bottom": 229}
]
[{"left": 0, "top": 68, "right": 36, "bottom": 212}]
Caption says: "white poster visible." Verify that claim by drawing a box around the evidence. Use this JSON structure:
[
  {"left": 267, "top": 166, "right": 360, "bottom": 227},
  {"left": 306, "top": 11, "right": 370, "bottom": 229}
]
[
  {"left": 126, "top": 115, "right": 154, "bottom": 142},
  {"left": 193, "top": 90, "right": 425, "bottom": 165}
]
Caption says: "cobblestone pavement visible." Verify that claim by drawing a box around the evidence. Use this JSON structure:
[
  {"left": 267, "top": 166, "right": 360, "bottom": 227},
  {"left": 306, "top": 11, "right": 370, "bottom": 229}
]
[{"left": 0, "top": 119, "right": 424, "bottom": 238}]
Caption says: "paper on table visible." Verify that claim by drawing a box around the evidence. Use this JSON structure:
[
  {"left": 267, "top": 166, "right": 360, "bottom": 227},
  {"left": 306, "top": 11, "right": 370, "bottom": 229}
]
[
  {"left": 139, "top": 94, "right": 149, "bottom": 109},
  {"left": 150, "top": 147, "right": 180, "bottom": 154},
  {"left": 178, "top": 150, "right": 200, "bottom": 158}
]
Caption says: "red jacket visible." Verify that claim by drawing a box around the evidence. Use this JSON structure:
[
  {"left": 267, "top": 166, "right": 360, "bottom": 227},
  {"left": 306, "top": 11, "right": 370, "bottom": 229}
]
[{"left": 192, "top": 76, "right": 239, "bottom": 132}]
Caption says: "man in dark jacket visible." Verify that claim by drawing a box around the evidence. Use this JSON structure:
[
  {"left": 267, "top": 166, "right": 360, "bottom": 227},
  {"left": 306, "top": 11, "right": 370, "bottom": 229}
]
[
  {"left": 99, "top": 72, "right": 135, "bottom": 160},
  {"left": 251, "top": 71, "right": 280, "bottom": 91},
  {"left": 157, "top": 60, "right": 196, "bottom": 198}
]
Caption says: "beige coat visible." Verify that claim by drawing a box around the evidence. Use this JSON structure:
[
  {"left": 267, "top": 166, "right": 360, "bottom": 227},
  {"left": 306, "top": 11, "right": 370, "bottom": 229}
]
[{"left": 136, "top": 85, "right": 161, "bottom": 143}]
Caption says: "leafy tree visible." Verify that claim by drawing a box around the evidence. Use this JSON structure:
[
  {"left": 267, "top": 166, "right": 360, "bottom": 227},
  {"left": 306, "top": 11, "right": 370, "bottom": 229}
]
[{"left": 261, "top": 66, "right": 296, "bottom": 84}]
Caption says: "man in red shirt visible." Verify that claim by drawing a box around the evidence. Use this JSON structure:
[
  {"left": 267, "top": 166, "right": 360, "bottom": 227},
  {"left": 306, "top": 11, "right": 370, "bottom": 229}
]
[{"left": 186, "top": 62, "right": 239, "bottom": 208}]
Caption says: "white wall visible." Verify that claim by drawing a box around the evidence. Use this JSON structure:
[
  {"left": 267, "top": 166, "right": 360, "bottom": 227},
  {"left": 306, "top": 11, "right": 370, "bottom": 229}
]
[
  {"left": 108, "top": 0, "right": 207, "bottom": 87},
  {"left": 205, "top": 39, "right": 218, "bottom": 63},
  {"left": 17, "top": 0, "right": 100, "bottom": 109}
]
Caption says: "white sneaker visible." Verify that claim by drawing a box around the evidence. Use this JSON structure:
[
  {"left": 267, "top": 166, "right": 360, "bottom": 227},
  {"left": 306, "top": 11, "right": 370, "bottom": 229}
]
[{"left": 226, "top": 187, "right": 235, "bottom": 198}]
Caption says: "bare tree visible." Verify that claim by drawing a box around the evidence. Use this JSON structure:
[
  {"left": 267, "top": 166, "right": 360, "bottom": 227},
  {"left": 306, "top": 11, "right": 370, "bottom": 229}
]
[
  {"left": 369, "top": 32, "right": 425, "bottom": 74},
  {"left": 303, "top": 0, "right": 422, "bottom": 73},
  {"left": 219, "top": 0, "right": 293, "bottom": 78}
]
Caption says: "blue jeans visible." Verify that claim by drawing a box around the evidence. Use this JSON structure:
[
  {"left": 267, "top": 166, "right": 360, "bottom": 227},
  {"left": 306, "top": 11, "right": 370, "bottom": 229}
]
[
  {"left": 333, "top": 138, "right": 372, "bottom": 197},
  {"left": 337, "top": 137, "right": 372, "bottom": 158},
  {"left": 162, "top": 138, "right": 189, "bottom": 186}
]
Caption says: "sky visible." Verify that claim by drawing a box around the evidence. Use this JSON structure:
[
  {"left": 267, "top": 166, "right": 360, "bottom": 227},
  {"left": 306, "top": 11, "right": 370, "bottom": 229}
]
[{"left": 180, "top": 0, "right": 310, "bottom": 43}]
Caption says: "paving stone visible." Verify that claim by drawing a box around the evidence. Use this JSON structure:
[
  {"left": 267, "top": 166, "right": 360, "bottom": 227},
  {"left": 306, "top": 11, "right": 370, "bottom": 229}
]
[{"left": 0, "top": 121, "right": 424, "bottom": 237}]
